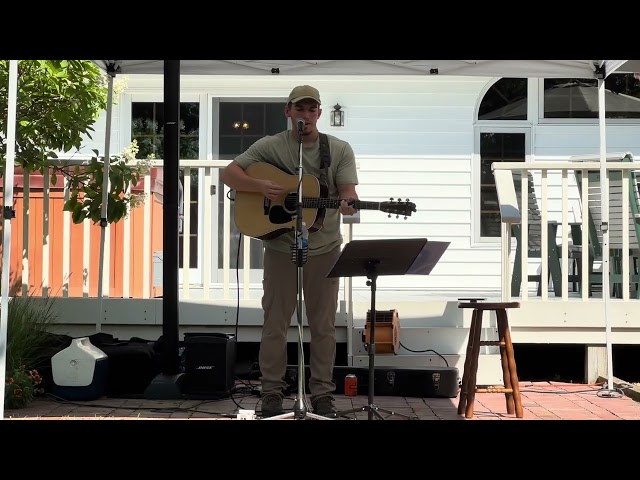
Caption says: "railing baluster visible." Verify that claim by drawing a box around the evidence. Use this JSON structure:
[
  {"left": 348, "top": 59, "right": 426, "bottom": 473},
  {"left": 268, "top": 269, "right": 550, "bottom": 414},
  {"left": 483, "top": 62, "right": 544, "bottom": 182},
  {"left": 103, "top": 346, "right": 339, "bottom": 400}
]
[
  {"left": 203, "top": 167, "right": 212, "bottom": 298},
  {"left": 562, "top": 170, "right": 569, "bottom": 300},
  {"left": 83, "top": 217, "right": 90, "bottom": 297},
  {"left": 222, "top": 176, "right": 231, "bottom": 300},
  {"left": 142, "top": 173, "right": 151, "bottom": 299},
  {"left": 581, "top": 170, "right": 589, "bottom": 301},
  {"left": 521, "top": 169, "right": 528, "bottom": 301},
  {"left": 540, "top": 171, "right": 548, "bottom": 300},
  {"left": 622, "top": 170, "right": 630, "bottom": 300},
  {"left": 122, "top": 201, "right": 131, "bottom": 299},
  {"left": 243, "top": 227, "right": 251, "bottom": 300},
  {"left": 182, "top": 167, "right": 191, "bottom": 299}
]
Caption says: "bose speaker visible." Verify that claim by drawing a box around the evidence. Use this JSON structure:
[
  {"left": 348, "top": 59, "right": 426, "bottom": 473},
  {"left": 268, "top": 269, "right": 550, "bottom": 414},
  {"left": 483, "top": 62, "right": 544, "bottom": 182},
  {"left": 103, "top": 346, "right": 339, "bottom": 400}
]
[{"left": 182, "top": 333, "right": 237, "bottom": 396}]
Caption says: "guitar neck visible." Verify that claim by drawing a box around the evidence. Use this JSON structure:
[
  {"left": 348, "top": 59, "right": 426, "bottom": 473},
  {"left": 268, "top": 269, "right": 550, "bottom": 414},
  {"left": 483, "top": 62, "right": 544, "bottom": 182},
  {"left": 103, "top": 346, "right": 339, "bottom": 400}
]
[{"left": 302, "top": 198, "right": 380, "bottom": 210}]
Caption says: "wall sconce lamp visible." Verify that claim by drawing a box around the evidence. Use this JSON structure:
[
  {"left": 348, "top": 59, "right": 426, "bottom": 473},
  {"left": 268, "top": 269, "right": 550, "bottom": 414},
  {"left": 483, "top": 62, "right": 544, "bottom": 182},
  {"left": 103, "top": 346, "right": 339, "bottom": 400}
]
[{"left": 330, "top": 104, "right": 344, "bottom": 127}]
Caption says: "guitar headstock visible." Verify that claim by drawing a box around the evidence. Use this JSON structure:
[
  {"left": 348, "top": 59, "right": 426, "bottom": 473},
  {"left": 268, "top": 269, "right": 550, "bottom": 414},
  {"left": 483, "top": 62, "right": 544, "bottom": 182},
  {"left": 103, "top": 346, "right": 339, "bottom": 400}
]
[{"left": 380, "top": 198, "right": 417, "bottom": 219}]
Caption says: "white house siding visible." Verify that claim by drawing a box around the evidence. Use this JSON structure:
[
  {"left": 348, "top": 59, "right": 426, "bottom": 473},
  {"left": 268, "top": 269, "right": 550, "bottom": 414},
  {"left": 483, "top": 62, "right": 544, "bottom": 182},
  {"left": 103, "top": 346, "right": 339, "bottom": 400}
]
[{"left": 80, "top": 74, "right": 640, "bottom": 300}]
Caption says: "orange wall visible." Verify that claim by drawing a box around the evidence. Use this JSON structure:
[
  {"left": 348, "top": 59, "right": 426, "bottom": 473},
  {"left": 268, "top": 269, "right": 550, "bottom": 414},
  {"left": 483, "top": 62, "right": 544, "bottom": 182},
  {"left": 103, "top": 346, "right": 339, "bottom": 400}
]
[{"left": 0, "top": 183, "right": 164, "bottom": 298}]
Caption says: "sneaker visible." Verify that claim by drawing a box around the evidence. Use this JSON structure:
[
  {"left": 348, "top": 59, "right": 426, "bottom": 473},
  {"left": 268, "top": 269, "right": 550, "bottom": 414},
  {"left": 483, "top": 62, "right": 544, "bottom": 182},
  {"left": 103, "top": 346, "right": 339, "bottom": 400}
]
[
  {"left": 260, "top": 393, "right": 284, "bottom": 417},
  {"left": 312, "top": 396, "right": 337, "bottom": 416}
]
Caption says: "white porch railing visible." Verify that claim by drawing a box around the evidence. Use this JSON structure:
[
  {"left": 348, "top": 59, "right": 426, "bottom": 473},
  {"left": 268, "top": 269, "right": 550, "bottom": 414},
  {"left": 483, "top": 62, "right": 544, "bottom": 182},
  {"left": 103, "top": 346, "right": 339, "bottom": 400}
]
[
  {"left": 493, "top": 154, "right": 640, "bottom": 302},
  {"left": 13, "top": 158, "right": 358, "bottom": 303},
  {"left": 18, "top": 155, "right": 640, "bottom": 305}
]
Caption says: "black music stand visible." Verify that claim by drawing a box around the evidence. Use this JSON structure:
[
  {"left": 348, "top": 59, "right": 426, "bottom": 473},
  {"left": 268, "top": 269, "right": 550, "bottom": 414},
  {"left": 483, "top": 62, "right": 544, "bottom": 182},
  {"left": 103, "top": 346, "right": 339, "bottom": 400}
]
[{"left": 327, "top": 238, "right": 449, "bottom": 420}]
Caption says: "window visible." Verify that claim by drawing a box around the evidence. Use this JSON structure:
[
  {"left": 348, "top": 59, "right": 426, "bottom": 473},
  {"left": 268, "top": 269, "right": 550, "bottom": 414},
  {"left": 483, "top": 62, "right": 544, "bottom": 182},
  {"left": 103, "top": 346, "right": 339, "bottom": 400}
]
[
  {"left": 478, "top": 78, "right": 528, "bottom": 120},
  {"left": 217, "top": 101, "right": 288, "bottom": 270},
  {"left": 479, "top": 132, "right": 526, "bottom": 237},
  {"left": 543, "top": 74, "right": 640, "bottom": 119},
  {"left": 131, "top": 102, "right": 200, "bottom": 268},
  {"left": 476, "top": 78, "right": 529, "bottom": 241}
]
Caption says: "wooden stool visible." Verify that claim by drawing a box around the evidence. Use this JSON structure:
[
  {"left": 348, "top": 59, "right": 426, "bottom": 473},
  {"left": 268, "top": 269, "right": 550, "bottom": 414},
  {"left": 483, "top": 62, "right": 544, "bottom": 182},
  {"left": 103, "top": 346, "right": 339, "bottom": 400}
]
[{"left": 457, "top": 300, "right": 523, "bottom": 419}]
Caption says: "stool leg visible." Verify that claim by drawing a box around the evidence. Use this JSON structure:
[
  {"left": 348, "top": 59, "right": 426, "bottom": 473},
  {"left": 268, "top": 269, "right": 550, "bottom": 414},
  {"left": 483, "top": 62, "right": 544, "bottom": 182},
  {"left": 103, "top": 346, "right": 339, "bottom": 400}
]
[
  {"left": 465, "top": 309, "right": 484, "bottom": 419},
  {"left": 458, "top": 309, "right": 479, "bottom": 415},
  {"left": 497, "top": 311, "right": 515, "bottom": 415},
  {"left": 497, "top": 309, "right": 524, "bottom": 418}
]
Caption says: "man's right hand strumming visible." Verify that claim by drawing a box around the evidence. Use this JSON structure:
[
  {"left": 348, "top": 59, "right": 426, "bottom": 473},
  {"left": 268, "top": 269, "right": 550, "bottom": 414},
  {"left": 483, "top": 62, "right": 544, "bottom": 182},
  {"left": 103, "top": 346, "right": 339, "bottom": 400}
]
[{"left": 261, "top": 180, "right": 285, "bottom": 201}]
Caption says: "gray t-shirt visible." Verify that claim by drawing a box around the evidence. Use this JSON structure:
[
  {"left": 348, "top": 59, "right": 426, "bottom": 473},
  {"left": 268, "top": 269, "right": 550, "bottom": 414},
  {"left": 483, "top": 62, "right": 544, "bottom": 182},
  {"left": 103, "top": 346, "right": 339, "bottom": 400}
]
[{"left": 234, "top": 130, "right": 358, "bottom": 255}]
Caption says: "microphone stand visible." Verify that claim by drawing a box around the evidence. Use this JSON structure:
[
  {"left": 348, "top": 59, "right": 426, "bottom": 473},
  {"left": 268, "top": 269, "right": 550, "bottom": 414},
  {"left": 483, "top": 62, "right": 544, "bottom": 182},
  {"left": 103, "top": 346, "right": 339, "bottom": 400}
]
[{"left": 263, "top": 121, "right": 330, "bottom": 420}]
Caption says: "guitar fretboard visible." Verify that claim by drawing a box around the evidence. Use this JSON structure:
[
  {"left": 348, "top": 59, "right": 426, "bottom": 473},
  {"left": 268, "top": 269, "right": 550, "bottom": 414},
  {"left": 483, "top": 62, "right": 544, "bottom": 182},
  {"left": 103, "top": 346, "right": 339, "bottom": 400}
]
[{"left": 301, "top": 198, "right": 380, "bottom": 210}]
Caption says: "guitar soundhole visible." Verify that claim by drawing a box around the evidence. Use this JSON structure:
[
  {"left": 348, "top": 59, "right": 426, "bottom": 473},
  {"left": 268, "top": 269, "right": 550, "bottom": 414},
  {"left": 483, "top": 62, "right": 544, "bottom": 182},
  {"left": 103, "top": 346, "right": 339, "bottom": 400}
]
[
  {"left": 268, "top": 207, "right": 293, "bottom": 225},
  {"left": 283, "top": 193, "right": 297, "bottom": 214}
]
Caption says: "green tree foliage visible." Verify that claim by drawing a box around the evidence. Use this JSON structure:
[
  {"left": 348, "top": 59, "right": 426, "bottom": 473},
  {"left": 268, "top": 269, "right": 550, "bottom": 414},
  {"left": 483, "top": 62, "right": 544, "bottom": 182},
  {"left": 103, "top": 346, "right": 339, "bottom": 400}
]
[{"left": 0, "top": 60, "right": 147, "bottom": 224}]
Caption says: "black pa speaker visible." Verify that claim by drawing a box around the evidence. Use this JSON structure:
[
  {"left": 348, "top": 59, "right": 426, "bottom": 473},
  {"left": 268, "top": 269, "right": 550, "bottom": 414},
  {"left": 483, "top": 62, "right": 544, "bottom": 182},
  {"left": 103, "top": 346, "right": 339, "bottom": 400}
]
[{"left": 182, "top": 333, "right": 237, "bottom": 396}]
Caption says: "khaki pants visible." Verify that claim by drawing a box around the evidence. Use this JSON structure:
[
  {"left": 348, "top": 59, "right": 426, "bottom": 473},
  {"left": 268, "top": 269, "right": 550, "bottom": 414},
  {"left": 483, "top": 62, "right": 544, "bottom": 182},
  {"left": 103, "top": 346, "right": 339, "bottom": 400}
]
[{"left": 259, "top": 245, "right": 341, "bottom": 400}]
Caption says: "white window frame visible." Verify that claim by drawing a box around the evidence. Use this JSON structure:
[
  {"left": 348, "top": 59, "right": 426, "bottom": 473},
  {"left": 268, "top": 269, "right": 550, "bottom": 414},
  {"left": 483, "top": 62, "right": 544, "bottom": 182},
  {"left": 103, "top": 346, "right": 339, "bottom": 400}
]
[
  {"left": 213, "top": 96, "right": 287, "bottom": 285},
  {"left": 472, "top": 126, "right": 532, "bottom": 245},
  {"left": 121, "top": 92, "right": 208, "bottom": 285}
]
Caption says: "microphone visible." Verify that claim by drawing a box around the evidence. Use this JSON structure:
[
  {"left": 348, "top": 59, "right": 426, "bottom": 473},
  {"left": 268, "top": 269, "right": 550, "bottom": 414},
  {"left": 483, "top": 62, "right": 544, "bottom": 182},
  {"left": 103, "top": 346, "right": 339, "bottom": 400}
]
[
  {"left": 296, "top": 119, "right": 305, "bottom": 133},
  {"left": 290, "top": 222, "right": 309, "bottom": 266}
]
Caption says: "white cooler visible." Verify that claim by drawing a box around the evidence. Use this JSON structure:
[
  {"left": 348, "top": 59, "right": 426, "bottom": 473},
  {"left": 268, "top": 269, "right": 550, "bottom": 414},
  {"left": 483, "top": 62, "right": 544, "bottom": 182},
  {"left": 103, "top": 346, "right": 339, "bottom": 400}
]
[{"left": 51, "top": 337, "right": 109, "bottom": 400}]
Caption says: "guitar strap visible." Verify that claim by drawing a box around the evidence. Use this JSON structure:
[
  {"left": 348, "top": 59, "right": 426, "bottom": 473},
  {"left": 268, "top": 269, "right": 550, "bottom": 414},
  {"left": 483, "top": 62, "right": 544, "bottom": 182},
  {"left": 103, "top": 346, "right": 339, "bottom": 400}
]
[
  {"left": 318, "top": 132, "right": 331, "bottom": 189},
  {"left": 319, "top": 133, "right": 331, "bottom": 170}
]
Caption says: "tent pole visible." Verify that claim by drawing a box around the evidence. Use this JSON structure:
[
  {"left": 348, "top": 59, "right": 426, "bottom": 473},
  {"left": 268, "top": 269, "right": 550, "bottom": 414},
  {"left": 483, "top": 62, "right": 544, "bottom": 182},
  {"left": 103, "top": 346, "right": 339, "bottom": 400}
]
[
  {"left": 96, "top": 67, "right": 116, "bottom": 332},
  {"left": 598, "top": 76, "right": 616, "bottom": 395},
  {"left": 0, "top": 60, "right": 20, "bottom": 419}
]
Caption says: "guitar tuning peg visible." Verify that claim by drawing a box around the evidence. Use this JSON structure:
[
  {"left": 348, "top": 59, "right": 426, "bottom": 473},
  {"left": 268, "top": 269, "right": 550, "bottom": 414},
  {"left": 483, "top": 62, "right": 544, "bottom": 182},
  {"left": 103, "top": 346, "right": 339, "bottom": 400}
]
[
  {"left": 406, "top": 198, "right": 409, "bottom": 202},
  {"left": 389, "top": 197, "right": 394, "bottom": 201},
  {"left": 388, "top": 214, "right": 391, "bottom": 218}
]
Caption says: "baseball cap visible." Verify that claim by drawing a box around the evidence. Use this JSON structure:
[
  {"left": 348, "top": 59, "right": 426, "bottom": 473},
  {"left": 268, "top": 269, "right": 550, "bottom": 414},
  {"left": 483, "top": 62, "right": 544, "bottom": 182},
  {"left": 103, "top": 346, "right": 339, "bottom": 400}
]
[{"left": 287, "top": 85, "right": 321, "bottom": 105}]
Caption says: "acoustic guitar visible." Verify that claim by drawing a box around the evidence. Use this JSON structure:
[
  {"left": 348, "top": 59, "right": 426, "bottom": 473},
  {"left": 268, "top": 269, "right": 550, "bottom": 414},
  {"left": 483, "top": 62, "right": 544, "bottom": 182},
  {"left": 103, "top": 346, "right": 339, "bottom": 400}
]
[{"left": 233, "top": 163, "right": 417, "bottom": 240}]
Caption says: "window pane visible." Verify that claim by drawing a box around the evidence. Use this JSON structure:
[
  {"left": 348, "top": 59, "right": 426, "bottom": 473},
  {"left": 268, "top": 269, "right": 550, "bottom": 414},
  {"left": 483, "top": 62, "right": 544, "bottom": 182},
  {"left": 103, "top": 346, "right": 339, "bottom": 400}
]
[
  {"left": 132, "top": 104, "right": 155, "bottom": 134},
  {"left": 180, "top": 103, "right": 200, "bottom": 135},
  {"left": 480, "top": 132, "right": 525, "bottom": 238},
  {"left": 544, "top": 75, "right": 640, "bottom": 119},
  {"left": 478, "top": 78, "right": 528, "bottom": 120},
  {"left": 220, "top": 103, "right": 243, "bottom": 135},
  {"left": 180, "top": 137, "right": 199, "bottom": 160},
  {"left": 220, "top": 136, "right": 242, "bottom": 157},
  {"left": 481, "top": 212, "right": 502, "bottom": 237},
  {"left": 243, "top": 104, "right": 265, "bottom": 134},
  {"left": 266, "top": 103, "right": 285, "bottom": 135},
  {"left": 242, "top": 135, "right": 264, "bottom": 152}
]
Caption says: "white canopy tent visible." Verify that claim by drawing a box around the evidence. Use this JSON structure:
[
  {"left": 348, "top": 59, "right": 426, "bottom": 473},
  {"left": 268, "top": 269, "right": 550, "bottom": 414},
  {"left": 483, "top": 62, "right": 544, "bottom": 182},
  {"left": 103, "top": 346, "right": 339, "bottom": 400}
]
[{"left": 1, "top": 60, "right": 636, "bottom": 411}]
